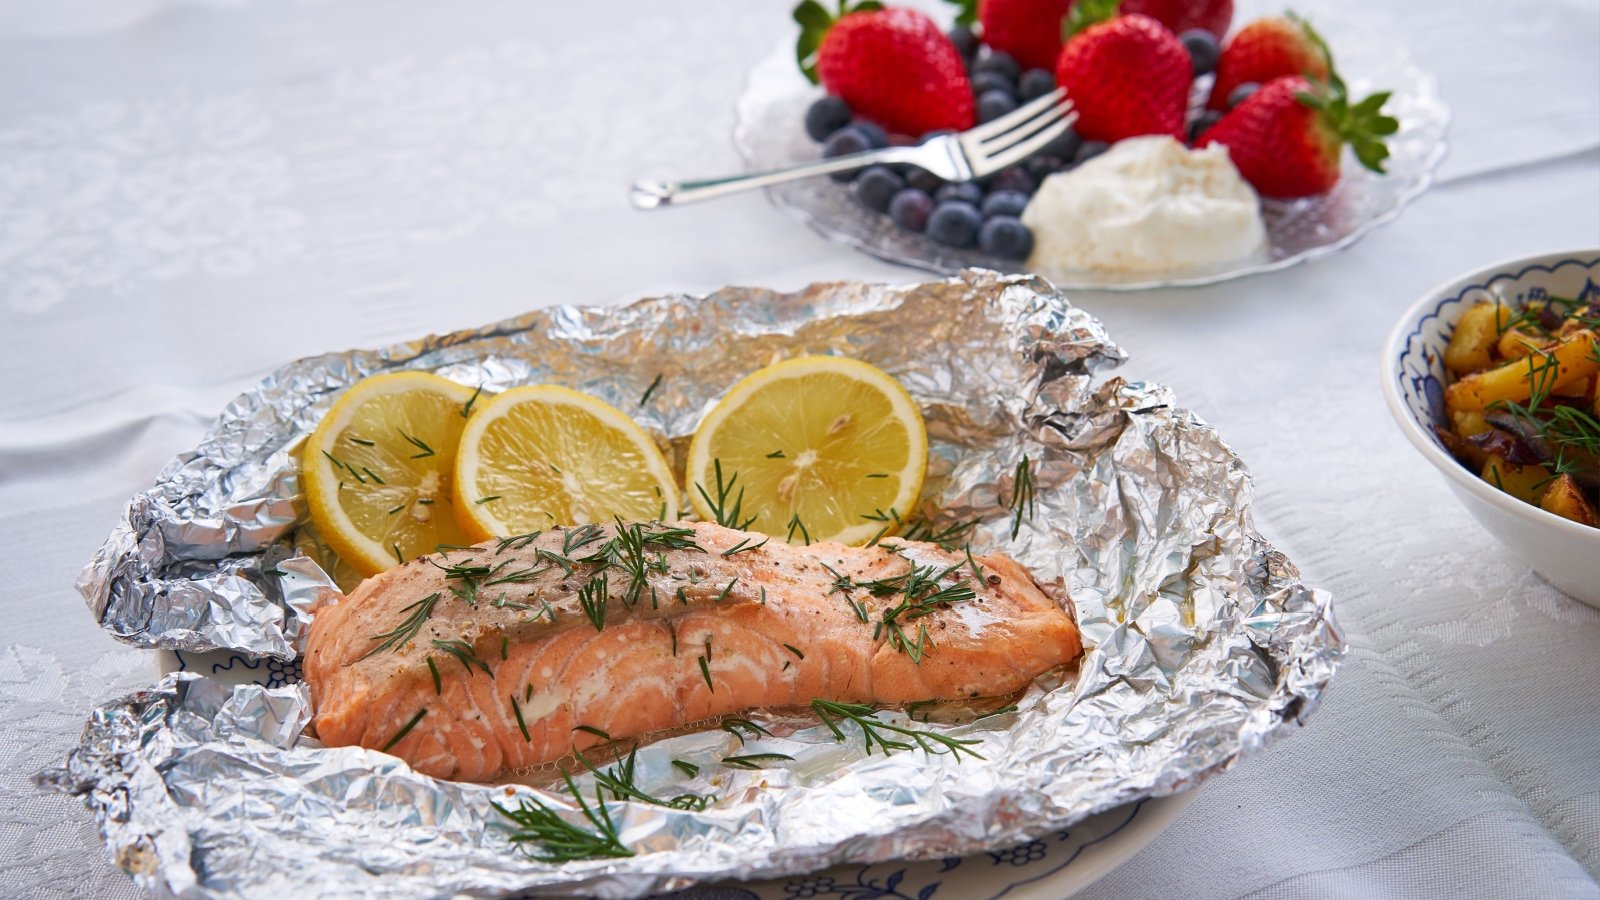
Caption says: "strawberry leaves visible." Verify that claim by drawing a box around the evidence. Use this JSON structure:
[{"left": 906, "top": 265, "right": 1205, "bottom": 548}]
[
  {"left": 943, "top": 0, "right": 978, "bottom": 28},
  {"left": 794, "top": 0, "right": 884, "bottom": 84},
  {"left": 1295, "top": 72, "right": 1399, "bottom": 173},
  {"left": 1065, "top": 0, "right": 1121, "bottom": 38}
]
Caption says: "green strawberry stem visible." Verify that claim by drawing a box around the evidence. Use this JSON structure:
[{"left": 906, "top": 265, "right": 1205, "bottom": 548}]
[
  {"left": 1065, "top": 0, "right": 1120, "bottom": 39},
  {"left": 1296, "top": 72, "right": 1400, "bottom": 173},
  {"left": 794, "top": 0, "right": 884, "bottom": 84},
  {"left": 1286, "top": 11, "right": 1337, "bottom": 79},
  {"left": 944, "top": 0, "right": 978, "bottom": 28}
]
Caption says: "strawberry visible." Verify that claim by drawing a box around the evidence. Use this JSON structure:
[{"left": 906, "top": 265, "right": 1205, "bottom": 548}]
[
  {"left": 966, "top": 0, "right": 1076, "bottom": 72},
  {"left": 1208, "top": 14, "right": 1331, "bottom": 110},
  {"left": 1118, "top": 0, "right": 1232, "bottom": 39},
  {"left": 1054, "top": 9, "right": 1190, "bottom": 143},
  {"left": 1198, "top": 74, "right": 1398, "bottom": 198},
  {"left": 795, "top": 1, "right": 974, "bottom": 136}
]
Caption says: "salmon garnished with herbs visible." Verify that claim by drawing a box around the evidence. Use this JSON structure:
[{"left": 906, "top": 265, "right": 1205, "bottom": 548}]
[{"left": 305, "top": 520, "right": 1082, "bottom": 782}]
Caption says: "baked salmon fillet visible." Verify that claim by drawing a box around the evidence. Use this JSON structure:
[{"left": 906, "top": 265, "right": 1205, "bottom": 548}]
[{"left": 305, "top": 520, "right": 1081, "bottom": 782}]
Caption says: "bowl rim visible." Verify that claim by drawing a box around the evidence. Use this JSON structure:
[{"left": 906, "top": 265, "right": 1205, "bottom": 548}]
[{"left": 1380, "top": 247, "right": 1600, "bottom": 542}]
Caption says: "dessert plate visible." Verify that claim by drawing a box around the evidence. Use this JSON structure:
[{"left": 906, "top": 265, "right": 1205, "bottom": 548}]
[
  {"left": 732, "top": 4, "right": 1449, "bottom": 291},
  {"left": 165, "top": 643, "right": 1195, "bottom": 900}
]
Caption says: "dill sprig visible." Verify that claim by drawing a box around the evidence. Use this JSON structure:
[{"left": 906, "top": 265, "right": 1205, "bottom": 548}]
[
  {"left": 811, "top": 699, "right": 984, "bottom": 760},
  {"left": 380, "top": 708, "right": 427, "bottom": 752},
  {"left": 575, "top": 745, "right": 712, "bottom": 811},
  {"left": 426, "top": 656, "right": 442, "bottom": 694},
  {"left": 577, "top": 573, "right": 609, "bottom": 632},
  {"left": 900, "top": 515, "right": 979, "bottom": 549},
  {"left": 496, "top": 530, "right": 543, "bottom": 554},
  {"left": 785, "top": 514, "right": 812, "bottom": 545},
  {"left": 360, "top": 592, "right": 441, "bottom": 659},
  {"left": 461, "top": 384, "right": 484, "bottom": 418},
  {"left": 397, "top": 428, "right": 435, "bottom": 459},
  {"left": 720, "top": 752, "right": 795, "bottom": 770},
  {"left": 721, "top": 535, "right": 769, "bottom": 556},
  {"left": 698, "top": 638, "right": 715, "bottom": 693},
  {"left": 511, "top": 694, "right": 531, "bottom": 741},
  {"left": 720, "top": 716, "right": 773, "bottom": 746},
  {"left": 1006, "top": 455, "right": 1037, "bottom": 540},
  {"left": 491, "top": 773, "right": 632, "bottom": 862},
  {"left": 695, "top": 459, "right": 757, "bottom": 530},
  {"left": 432, "top": 639, "right": 493, "bottom": 676},
  {"left": 639, "top": 373, "right": 664, "bottom": 406}
]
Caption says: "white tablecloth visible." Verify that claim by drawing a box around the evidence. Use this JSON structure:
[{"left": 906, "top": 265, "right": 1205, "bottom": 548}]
[{"left": 1, "top": 0, "right": 1597, "bottom": 897}]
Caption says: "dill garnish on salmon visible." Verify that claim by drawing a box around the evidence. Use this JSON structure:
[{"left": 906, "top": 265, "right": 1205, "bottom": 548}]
[{"left": 305, "top": 520, "right": 1082, "bottom": 782}]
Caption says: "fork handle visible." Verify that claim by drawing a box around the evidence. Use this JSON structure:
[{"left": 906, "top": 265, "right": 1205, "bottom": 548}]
[{"left": 630, "top": 146, "right": 919, "bottom": 209}]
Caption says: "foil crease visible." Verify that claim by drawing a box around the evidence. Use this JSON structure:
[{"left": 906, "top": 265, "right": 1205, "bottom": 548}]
[{"left": 49, "top": 269, "right": 1343, "bottom": 898}]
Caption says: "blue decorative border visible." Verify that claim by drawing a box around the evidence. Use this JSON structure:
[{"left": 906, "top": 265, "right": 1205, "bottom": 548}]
[{"left": 1391, "top": 256, "right": 1600, "bottom": 448}]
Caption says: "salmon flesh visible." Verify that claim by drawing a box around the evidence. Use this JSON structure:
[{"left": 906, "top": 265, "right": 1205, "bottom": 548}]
[{"left": 305, "top": 520, "right": 1082, "bottom": 782}]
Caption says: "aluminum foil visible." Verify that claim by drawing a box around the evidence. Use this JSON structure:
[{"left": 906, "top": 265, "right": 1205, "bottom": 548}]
[{"left": 47, "top": 269, "right": 1343, "bottom": 898}]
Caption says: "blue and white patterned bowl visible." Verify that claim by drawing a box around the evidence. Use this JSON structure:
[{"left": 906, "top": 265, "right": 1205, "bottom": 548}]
[
  {"left": 158, "top": 648, "right": 1195, "bottom": 897},
  {"left": 1382, "top": 250, "right": 1600, "bottom": 606}
]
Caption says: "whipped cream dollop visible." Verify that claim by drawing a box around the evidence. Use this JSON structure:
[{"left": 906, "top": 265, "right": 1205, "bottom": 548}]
[{"left": 1022, "top": 136, "right": 1268, "bottom": 274}]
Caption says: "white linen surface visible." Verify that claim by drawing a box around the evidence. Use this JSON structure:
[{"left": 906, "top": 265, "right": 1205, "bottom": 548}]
[{"left": 1, "top": 0, "right": 1597, "bottom": 897}]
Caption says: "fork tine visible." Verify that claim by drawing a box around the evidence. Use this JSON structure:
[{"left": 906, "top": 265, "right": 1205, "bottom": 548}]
[
  {"left": 975, "top": 98, "right": 1072, "bottom": 156},
  {"left": 974, "top": 115, "right": 1076, "bottom": 174},
  {"left": 961, "top": 88, "right": 1067, "bottom": 143}
]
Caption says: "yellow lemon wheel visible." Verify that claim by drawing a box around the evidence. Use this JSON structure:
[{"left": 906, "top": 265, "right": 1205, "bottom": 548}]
[
  {"left": 302, "top": 371, "right": 478, "bottom": 576},
  {"left": 452, "top": 385, "right": 678, "bottom": 540},
  {"left": 686, "top": 356, "right": 927, "bottom": 546}
]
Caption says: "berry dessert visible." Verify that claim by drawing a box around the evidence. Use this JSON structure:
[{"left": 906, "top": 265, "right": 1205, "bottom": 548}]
[{"left": 788, "top": 0, "right": 1395, "bottom": 269}]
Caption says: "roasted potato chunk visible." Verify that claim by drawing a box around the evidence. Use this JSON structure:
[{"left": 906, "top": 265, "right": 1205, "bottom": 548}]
[
  {"left": 1539, "top": 474, "right": 1599, "bottom": 526},
  {"left": 1445, "top": 330, "right": 1599, "bottom": 414},
  {"left": 1481, "top": 456, "right": 1551, "bottom": 506},
  {"left": 1443, "top": 302, "right": 1505, "bottom": 375}
]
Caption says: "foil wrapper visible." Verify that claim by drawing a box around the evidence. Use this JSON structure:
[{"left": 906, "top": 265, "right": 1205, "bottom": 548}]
[{"left": 48, "top": 270, "right": 1342, "bottom": 898}]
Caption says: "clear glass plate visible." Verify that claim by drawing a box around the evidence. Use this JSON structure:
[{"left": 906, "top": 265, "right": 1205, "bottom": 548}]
[{"left": 732, "top": 11, "right": 1450, "bottom": 291}]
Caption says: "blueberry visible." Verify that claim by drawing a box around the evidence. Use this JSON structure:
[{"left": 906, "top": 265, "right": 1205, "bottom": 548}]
[
  {"left": 853, "top": 120, "right": 890, "bottom": 148},
  {"left": 948, "top": 24, "right": 980, "bottom": 59},
  {"left": 1024, "top": 154, "right": 1067, "bottom": 181},
  {"left": 823, "top": 126, "right": 872, "bottom": 181},
  {"left": 977, "top": 90, "right": 1018, "bottom": 124},
  {"left": 987, "top": 166, "right": 1037, "bottom": 195},
  {"left": 1226, "top": 82, "right": 1261, "bottom": 110},
  {"left": 970, "top": 70, "right": 1016, "bottom": 99},
  {"left": 1187, "top": 110, "right": 1223, "bottom": 144},
  {"left": 852, "top": 165, "right": 906, "bottom": 212},
  {"left": 888, "top": 188, "right": 935, "bottom": 233},
  {"left": 934, "top": 182, "right": 984, "bottom": 206},
  {"left": 981, "top": 189, "right": 1030, "bottom": 218},
  {"left": 804, "top": 95, "right": 853, "bottom": 142},
  {"left": 918, "top": 129, "right": 956, "bottom": 143},
  {"left": 1017, "top": 68, "right": 1056, "bottom": 101},
  {"left": 1040, "top": 126, "right": 1082, "bottom": 162},
  {"left": 978, "top": 216, "right": 1034, "bottom": 260},
  {"left": 973, "top": 51, "right": 1021, "bottom": 81},
  {"left": 927, "top": 201, "right": 983, "bottom": 248},
  {"left": 903, "top": 166, "right": 944, "bottom": 193},
  {"left": 1179, "top": 29, "right": 1220, "bottom": 77},
  {"left": 1074, "top": 140, "right": 1110, "bottom": 165}
]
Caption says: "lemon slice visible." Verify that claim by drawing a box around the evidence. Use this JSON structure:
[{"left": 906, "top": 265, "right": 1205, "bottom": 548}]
[
  {"left": 686, "top": 356, "right": 927, "bottom": 546},
  {"left": 303, "top": 371, "right": 477, "bottom": 576},
  {"left": 453, "top": 385, "right": 678, "bottom": 539}
]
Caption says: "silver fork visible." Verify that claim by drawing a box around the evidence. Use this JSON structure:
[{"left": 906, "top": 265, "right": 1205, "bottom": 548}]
[{"left": 630, "top": 89, "right": 1075, "bottom": 209}]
